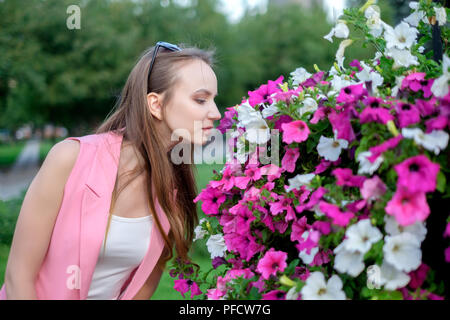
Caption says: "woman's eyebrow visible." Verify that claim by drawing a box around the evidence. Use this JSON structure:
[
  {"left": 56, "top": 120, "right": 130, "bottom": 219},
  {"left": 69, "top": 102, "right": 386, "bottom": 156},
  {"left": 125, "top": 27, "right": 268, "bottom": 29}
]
[{"left": 194, "top": 88, "right": 218, "bottom": 97}]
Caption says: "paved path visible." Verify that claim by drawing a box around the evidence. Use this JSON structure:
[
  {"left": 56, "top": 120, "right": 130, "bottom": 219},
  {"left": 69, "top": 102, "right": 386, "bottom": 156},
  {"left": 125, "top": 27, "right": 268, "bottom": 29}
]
[{"left": 0, "top": 138, "right": 41, "bottom": 201}]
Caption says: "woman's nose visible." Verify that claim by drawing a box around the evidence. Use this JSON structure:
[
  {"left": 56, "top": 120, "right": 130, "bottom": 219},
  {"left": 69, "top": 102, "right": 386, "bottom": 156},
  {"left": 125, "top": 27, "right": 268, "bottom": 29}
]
[{"left": 209, "top": 102, "right": 222, "bottom": 121}]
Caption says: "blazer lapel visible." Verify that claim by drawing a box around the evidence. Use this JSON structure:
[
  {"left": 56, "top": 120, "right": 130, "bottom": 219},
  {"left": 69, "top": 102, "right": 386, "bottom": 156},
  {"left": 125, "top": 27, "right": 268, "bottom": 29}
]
[{"left": 79, "top": 131, "right": 123, "bottom": 300}]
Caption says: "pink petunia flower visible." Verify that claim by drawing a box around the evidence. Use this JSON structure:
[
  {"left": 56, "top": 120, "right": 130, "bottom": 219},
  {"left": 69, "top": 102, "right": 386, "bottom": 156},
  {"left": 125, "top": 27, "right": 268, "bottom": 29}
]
[
  {"left": 336, "top": 83, "right": 368, "bottom": 104},
  {"left": 269, "top": 195, "right": 296, "bottom": 221},
  {"left": 209, "top": 165, "right": 236, "bottom": 191},
  {"left": 394, "top": 155, "right": 440, "bottom": 193},
  {"left": 262, "top": 290, "right": 286, "bottom": 300},
  {"left": 193, "top": 185, "right": 226, "bottom": 215},
  {"left": 396, "top": 102, "right": 421, "bottom": 128},
  {"left": 260, "top": 164, "right": 283, "bottom": 182},
  {"left": 217, "top": 107, "right": 238, "bottom": 134},
  {"left": 401, "top": 72, "right": 434, "bottom": 98},
  {"left": 360, "top": 107, "right": 394, "bottom": 124},
  {"left": 445, "top": 247, "right": 450, "bottom": 263},
  {"left": 301, "top": 71, "right": 325, "bottom": 88},
  {"left": 332, "top": 168, "right": 366, "bottom": 188},
  {"left": 368, "top": 135, "right": 403, "bottom": 163},
  {"left": 234, "top": 166, "right": 262, "bottom": 189},
  {"left": 408, "top": 263, "right": 430, "bottom": 290},
  {"left": 257, "top": 248, "right": 288, "bottom": 280},
  {"left": 174, "top": 278, "right": 202, "bottom": 299},
  {"left": 328, "top": 108, "right": 356, "bottom": 142},
  {"left": 248, "top": 75, "right": 284, "bottom": 107},
  {"left": 281, "top": 120, "right": 310, "bottom": 144},
  {"left": 319, "top": 201, "right": 355, "bottom": 227},
  {"left": 291, "top": 216, "right": 309, "bottom": 242},
  {"left": 425, "top": 115, "right": 448, "bottom": 133},
  {"left": 282, "top": 147, "right": 300, "bottom": 173},
  {"left": 416, "top": 98, "right": 437, "bottom": 117},
  {"left": 385, "top": 188, "right": 430, "bottom": 226},
  {"left": 361, "top": 175, "right": 387, "bottom": 201},
  {"left": 274, "top": 115, "right": 294, "bottom": 132}
]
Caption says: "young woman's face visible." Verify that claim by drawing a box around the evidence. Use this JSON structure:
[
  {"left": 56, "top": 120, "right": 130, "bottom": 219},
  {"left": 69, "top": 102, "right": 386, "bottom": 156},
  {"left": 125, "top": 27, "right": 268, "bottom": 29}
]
[{"left": 162, "top": 59, "right": 221, "bottom": 146}]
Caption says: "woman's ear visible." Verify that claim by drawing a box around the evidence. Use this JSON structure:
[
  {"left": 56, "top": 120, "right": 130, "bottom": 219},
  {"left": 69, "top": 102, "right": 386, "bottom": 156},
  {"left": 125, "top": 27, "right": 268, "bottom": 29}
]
[{"left": 147, "top": 92, "right": 163, "bottom": 120}]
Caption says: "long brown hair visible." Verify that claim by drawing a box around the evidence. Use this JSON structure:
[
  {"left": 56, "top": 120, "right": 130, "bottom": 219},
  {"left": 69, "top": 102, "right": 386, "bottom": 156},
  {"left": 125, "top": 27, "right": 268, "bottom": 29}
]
[{"left": 94, "top": 43, "right": 216, "bottom": 269}]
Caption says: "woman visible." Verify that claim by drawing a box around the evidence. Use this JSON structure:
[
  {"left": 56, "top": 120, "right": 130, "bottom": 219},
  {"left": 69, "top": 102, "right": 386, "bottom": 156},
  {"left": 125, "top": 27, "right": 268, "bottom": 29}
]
[{"left": 1, "top": 42, "right": 221, "bottom": 299}]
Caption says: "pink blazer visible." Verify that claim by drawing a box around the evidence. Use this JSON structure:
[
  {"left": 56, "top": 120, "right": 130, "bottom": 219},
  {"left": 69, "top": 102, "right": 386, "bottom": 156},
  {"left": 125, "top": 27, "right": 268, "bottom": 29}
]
[{"left": 0, "top": 130, "right": 171, "bottom": 299}]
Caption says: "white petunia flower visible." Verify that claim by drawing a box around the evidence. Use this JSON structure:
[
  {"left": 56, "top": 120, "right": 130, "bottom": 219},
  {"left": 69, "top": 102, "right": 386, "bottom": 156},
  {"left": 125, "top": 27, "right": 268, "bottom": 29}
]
[
  {"left": 206, "top": 233, "right": 227, "bottom": 259},
  {"left": 431, "top": 54, "right": 450, "bottom": 97},
  {"left": 261, "top": 102, "right": 279, "bottom": 118},
  {"left": 301, "top": 271, "right": 346, "bottom": 300},
  {"left": 285, "top": 286, "right": 300, "bottom": 300},
  {"left": 286, "top": 173, "right": 316, "bottom": 192},
  {"left": 194, "top": 218, "right": 208, "bottom": 241},
  {"left": 324, "top": 22, "right": 350, "bottom": 43},
  {"left": 391, "top": 75, "right": 405, "bottom": 97},
  {"left": 336, "top": 39, "right": 353, "bottom": 69},
  {"left": 290, "top": 67, "right": 312, "bottom": 86},
  {"left": 403, "top": 9, "right": 427, "bottom": 27},
  {"left": 298, "top": 231, "right": 319, "bottom": 265},
  {"left": 384, "top": 22, "right": 418, "bottom": 50},
  {"left": 379, "top": 260, "right": 411, "bottom": 290},
  {"left": 357, "top": 151, "right": 384, "bottom": 175},
  {"left": 384, "top": 215, "right": 427, "bottom": 243},
  {"left": 298, "top": 97, "right": 318, "bottom": 118},
  {"left": 435, "top": 6, "right": 447, "bottom": 26},
  {"left": 365, "top": 5, "right": 384, "bottom": 37},
  {"left": 385, "top": 47, "right": 419, "bottom": 69},
  {"left": 401, "top": 127, "right": 449, "bottom": 155},
  {"left": 344, "top": 219, "right": 383, "bottom": 254},
  {"left": 236, "top": 100, "right": 262, "bottom": 127},
  {"left": 317, "top": 135, "right": 349, "bottom": 162},
  {"left": 245, "top": 117, "right": 271, "bottom": 144},
  {"left": 333, "top": 239, "right": 365, "bottom": 277},
  {"left": 329, "top": 75, "right": 356, "bottom": 96},
  {"left": 355, "top": 61, "right": 384, "bottom": 93},
  {"left": 383, "top": 233, "right": 422, "bottom": 272}
]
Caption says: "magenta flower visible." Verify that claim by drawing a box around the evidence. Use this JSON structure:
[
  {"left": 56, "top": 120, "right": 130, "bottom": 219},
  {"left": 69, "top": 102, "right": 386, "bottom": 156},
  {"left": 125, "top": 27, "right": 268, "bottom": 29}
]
[
  {"left": 217, "top": 107, "right": 238, "bottom": 134},
  {"left": 206, "top": 288, "right": 226, "bottom": 300},
  {"left": 310, "top": 249, "right": 332, "bottom": 267},
  {"left": 408, "top": 263, "right": 430, "bottom": 290},
  {"left": 328, "top": 108, "right": 356, "bottom": 142},
  {"left": 274, "top": 114, "right": 294, "bottom": 132},
  {"left": 224, "top": 232, "right": 264, "bottom": 261},
  {"left": 234, "top": 166, "right": 262, "bottom": 189},
  {"left": 269, "top": 195, "right": 296, "bottom": 221},
  {"left": 396, "top": 102, "right": 421, "bottom": 128},
  {"left": 394, "top": 155, "right": 440, "bottom": 193},
  {"left": 336, "top": 83, "right": 368, "bottom": 104},
  {"left": 314, "top": 158, "right": 341, "bottom": 174},
  {"left": 319, "top": 201, "right": 355, "bottom": 227},
  {"left": 360, "top": 107, "right": 394, "bottom": 124},
  {"left": 260, "top": 164, "right": 283, "bottom": 182},
  {"left": 445, "top": 247, "right": 450, "bottom": 263},
  {"left": 295, "top": 186, "right": 328, "bottom": 214},
  {"left": 416, "top": 98, "right": 437, "bottom": 117},
  {"left": 349, "top": 59, "right": 363, "bottom": 71},
  {"left": 262, "top": 290, "right": 286, "bottom": 300},
  {"left": 425, "top": 115, "right": 448, "bottom": 133},
  {"left": 248, "top": 75, "right": 284, "bottom": 107},
  {"left": 174, "top": 278, "right": 202, "bottom": 299},
  {"left": 301, "top": 71, "right": 325, "bottom": 88},
  {"left": 401, "top": 72, "right": 433, "bottom": 98},
  {"left": 272, "top": 86, "right": 303, "bottom": 104},
  {"left": 256, "top": 248, "right": 288, "bottom": 280},
  {"left": 281, "top": 147, "right": 300, "bottom": 173},
  {"left": 385, "top": 188, "right": 430, "bottom": 226},
  {"left": 209, "top": 166, "right": 236, "bottom": 191},
  {"left": 361, "top": 175, "right": 387, "bottom": 201},
  {"left": 281, "top": 120, "right": 310, "bottom": 144},
  {"left": 332, "top": 168, "right": 366, "bottom": 188},
  {"left": 291, "top": 216, "right": 309, "bottom": 242},
  {"left": 310, "top": 106, "right": 331, "bottom": 124},
  {"left": 368, "top": 135, "right": 403, "bottom": 163},
  {"left": 193, "top": 186, "right": 226, "bottom": 215},
  {"left": 311, "top": 220, "right": 331, "bottom": 235}
]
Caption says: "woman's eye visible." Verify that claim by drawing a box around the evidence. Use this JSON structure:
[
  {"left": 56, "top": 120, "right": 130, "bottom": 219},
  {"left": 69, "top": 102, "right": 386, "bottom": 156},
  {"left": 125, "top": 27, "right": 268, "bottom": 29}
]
[{"left": 196, "top": 99, "right": 206, "bottom": 105}]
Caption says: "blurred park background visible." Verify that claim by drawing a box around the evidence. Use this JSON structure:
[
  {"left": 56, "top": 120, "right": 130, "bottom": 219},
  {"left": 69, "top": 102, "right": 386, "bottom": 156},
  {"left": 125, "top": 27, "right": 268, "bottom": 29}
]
[{"left": 0, "top": 0, "right": 407, "bottom": 299}]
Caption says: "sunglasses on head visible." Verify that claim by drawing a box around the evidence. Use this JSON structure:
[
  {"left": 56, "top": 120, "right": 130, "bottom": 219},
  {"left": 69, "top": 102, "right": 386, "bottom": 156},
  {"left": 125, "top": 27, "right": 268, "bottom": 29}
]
[{"left": 147, "top": 41, "right": 182, "bottom": 93}]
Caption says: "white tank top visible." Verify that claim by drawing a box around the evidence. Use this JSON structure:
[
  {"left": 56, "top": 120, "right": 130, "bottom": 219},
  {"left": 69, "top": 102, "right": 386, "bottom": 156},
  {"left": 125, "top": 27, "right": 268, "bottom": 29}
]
[{"left": 86, "top": 214, "right": 153, "bottom": 300}]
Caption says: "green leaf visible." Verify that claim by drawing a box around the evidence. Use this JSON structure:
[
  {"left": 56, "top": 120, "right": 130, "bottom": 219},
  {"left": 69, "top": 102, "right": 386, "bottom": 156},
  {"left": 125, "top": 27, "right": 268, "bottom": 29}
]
[{"left": 436, "top": 171, "right": 446, "bottom": 193}]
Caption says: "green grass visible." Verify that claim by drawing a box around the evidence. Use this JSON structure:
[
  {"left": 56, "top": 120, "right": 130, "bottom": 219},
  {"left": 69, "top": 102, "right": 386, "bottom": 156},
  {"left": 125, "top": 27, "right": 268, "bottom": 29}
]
[
  {"left": 0, "top": 141, "right": 26, "bottom": 168},
  {"left": 0, "top": 162, "right": 225, "bottom": 299}
]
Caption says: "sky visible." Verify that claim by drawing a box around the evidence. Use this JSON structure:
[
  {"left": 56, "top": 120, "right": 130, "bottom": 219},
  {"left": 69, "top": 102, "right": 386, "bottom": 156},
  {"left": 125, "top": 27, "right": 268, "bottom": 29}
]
[{"left": 219, "top": 0, "right": 347, "bottom": 23}]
